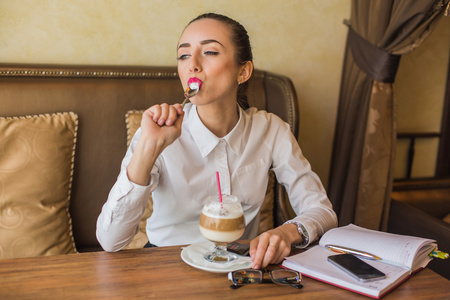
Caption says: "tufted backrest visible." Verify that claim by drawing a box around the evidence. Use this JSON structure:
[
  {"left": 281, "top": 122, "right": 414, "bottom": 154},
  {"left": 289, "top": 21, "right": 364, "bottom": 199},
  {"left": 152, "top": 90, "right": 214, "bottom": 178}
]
[{"left": 0, "top": 64, "right": 298, "bottom": 252}]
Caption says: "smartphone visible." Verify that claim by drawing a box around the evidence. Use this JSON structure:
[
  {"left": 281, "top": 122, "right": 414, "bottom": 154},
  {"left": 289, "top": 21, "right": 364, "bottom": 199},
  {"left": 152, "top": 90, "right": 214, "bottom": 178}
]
[
  {"left": 227, "top": 242, "right": 250, "bottom": 256},
  {"left": 327, "top": 254, "right": 386, "bottom": 282}
]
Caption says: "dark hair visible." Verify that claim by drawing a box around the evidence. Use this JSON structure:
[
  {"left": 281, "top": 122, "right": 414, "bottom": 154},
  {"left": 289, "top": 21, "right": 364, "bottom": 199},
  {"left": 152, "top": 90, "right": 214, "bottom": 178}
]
[{"left": 188, "top": 13, "right": 253, "bottom": 110}]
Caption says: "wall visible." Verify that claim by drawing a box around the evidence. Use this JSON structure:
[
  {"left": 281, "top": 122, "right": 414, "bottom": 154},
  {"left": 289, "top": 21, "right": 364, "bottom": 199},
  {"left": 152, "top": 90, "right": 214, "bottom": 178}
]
[
  {"left": 394, "top": 16, "right": 450, "bottom": 179},
  {"left": 0, "top": 0, "right": 351, "bottom": 187}
]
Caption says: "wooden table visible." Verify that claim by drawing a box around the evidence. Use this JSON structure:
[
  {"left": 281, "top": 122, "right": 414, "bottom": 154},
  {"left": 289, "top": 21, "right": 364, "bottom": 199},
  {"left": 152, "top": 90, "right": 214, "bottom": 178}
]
[{"left": 0, "top": 245, "right": 449, "bottom": 299}]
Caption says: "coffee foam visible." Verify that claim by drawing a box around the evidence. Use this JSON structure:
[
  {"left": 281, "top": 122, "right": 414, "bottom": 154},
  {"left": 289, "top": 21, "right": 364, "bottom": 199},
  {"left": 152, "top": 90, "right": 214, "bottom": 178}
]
[
  {"left": 202, "top": 197, "right": 243, "bottom": 219},
  {"left": 201, "top": 205, "right": 243, "bottom": 219}
]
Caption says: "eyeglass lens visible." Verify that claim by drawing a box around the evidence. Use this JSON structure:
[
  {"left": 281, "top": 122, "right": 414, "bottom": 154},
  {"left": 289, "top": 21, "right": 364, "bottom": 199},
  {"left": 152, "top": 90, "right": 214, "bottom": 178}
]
[
  {"left": 231, "top": 270, "right": 263, "bottom": 284},
  {"left": 270, "top": 269, "right": 301, "bottom": 285},
  {"left": 231, "top": 269, "right": 301, "bottom": 287}
]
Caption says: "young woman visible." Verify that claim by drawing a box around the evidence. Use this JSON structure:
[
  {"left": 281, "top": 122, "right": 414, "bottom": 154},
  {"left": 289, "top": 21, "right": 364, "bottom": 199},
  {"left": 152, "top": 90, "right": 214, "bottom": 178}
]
[{"left": 97, "top": 13, "right": 337, "bottom": 269}]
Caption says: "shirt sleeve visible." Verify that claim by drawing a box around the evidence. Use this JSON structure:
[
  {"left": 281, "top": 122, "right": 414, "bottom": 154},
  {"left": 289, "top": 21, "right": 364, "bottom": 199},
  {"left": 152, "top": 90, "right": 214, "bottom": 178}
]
[
  {"left": 269, "top": 118, "right": 338, "bottom": 246},
  {"left": 96, "top": 128, "right": 159, "bottom": 252}
]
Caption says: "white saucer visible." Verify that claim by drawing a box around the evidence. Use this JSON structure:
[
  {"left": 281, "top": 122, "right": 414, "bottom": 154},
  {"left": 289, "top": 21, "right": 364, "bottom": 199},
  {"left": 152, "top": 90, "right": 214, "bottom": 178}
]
[{"left": 180, "top": 241, "right": 253, "bottom": 273}]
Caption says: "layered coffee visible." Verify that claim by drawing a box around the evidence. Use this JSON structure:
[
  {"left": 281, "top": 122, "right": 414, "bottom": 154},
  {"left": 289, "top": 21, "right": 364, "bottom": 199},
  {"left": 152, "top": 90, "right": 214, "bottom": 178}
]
[{"left": 199, "top": 196, "right": 245, "bottom": 243}]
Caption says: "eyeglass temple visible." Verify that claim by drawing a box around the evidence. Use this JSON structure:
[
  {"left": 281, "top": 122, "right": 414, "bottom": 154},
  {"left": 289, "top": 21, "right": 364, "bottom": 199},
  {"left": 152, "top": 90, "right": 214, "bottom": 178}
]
[{"left": 230, "top": 278, "right": 303, "bottom": 289}]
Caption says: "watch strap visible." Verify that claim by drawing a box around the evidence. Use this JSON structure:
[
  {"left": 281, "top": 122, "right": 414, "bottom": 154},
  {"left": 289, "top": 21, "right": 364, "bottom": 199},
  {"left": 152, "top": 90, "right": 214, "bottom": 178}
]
[{"left": 284, "top": 220, "right": 309, "bottom": 247}]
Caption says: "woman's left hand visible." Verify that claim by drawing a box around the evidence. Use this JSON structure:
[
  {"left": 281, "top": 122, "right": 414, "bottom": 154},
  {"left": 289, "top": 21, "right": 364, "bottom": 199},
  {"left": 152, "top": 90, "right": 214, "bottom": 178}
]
[{"left": 249, "top": 223, "right": 302, "bottom": 269}]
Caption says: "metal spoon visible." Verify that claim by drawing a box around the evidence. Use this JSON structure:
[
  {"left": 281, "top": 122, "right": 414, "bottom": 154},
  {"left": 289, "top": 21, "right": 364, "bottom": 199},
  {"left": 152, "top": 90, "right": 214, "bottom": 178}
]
[{"left": 181, "top": 82, "right": 200, "bottom": 107}]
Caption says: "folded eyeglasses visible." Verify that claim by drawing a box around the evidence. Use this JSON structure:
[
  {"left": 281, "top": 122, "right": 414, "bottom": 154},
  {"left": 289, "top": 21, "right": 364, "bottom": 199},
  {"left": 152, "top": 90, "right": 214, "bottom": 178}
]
[{"left": 228, "top": 269, "right": 303, "bottom": 289}]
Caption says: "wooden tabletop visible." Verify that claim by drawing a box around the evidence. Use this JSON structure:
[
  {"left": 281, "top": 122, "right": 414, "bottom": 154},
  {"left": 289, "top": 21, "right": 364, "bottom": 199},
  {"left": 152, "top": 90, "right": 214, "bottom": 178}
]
[{"left": 0, "top": 245, "right": 449, "bottom": 299}]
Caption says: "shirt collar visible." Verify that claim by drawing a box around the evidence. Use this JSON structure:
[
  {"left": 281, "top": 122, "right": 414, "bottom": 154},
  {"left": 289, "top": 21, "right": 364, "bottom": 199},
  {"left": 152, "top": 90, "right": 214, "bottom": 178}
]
[
  {"left": 188, "top": 104, "right": 245, "bottom": 158},
  {"left": 224, "top": 106, "right": 245, "bottom": 155}
]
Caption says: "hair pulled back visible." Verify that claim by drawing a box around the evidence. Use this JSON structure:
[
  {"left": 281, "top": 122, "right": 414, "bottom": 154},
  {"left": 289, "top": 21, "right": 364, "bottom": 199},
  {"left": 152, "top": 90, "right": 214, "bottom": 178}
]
[{"left": 188, "top": 13, "right": 253, "bottom": 110}]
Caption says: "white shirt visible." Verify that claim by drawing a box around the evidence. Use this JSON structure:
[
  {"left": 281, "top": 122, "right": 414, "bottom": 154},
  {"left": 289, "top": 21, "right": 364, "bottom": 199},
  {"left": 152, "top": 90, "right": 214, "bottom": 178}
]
[{"left": 96, "top": 103, "right": 337, "bottom": 251}]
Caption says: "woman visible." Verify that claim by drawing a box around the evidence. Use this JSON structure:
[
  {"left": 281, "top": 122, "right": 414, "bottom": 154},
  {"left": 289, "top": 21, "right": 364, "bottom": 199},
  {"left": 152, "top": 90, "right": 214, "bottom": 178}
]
[{"left": 97, "top": 13, "right": 337, "bottom": 269}]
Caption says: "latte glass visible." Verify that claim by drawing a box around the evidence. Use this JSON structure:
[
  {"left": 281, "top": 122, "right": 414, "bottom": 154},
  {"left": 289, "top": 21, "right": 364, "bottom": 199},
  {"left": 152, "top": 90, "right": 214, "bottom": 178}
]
[{"left": 199, "top": 195, "right": 245, "bottom": 263}]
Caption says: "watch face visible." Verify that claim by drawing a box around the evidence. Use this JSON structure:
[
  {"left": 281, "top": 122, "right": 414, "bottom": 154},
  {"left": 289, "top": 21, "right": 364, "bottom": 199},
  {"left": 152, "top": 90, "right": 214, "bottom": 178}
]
[{"left": 286, "top": 221, "right": 309, "bottom": 246}]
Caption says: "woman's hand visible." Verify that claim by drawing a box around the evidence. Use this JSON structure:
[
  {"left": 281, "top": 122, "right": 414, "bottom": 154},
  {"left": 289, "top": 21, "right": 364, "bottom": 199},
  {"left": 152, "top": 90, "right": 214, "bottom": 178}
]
[
  {"left": 140, "top": 103, "right": 184, "bottom": 147},
  {"left": 249, "top": 223, "right": 302, "bottom": 269},
  {"left": 127, "top": 103, "right": 184, "bottom": 186}
]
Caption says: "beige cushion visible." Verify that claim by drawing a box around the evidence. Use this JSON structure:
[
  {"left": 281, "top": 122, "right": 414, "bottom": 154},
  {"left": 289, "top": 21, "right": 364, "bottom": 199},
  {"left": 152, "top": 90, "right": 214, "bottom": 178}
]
[
  {"left": 124, "top": 110, "right": 153, "bottom": 249},
  {"left": 0, "top": 112, "right": 78, "bottom": 258},
  {"left": 123, "top": 109, "right": 275, "bottom": 248}
]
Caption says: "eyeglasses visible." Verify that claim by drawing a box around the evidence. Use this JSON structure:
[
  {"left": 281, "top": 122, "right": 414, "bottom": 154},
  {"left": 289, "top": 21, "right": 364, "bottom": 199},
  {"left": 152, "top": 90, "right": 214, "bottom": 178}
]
[{"left": 228, "top": 269, "right": 303, "bottom": 289}]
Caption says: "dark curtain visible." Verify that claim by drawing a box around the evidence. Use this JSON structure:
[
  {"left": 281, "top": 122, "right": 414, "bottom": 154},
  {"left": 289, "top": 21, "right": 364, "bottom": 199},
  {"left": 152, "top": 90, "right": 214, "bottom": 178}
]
[{"left": 328, "top": 0, "right": 449, "bottom": 230}]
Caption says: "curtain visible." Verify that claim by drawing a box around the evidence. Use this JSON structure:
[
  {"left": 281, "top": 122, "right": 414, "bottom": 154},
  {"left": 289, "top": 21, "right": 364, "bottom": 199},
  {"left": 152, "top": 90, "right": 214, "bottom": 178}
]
[{"left": 328, "top": 0, "right": 449, "bottom": 230}]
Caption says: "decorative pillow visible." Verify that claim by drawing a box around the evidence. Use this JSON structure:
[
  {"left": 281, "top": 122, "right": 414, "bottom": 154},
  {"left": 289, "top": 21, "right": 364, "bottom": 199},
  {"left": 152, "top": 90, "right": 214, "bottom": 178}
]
[
  {"left": 124, "top": 110, "right": 153, "bottom": 249},
  {"left": 123, "top": 110, "right": 274, "bottom": 248},
  {"left": 0, "top": 112, "right": 78, "bottom": 258}
]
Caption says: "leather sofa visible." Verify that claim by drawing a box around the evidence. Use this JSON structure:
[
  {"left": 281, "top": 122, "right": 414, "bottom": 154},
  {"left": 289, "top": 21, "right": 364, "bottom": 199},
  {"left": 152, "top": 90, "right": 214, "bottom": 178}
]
[
  {"left": 0, "top": 64, "right": 298, "bottom": 257},
  {"left": 388, "top": 179, "right": 450, "bottom": 279}
]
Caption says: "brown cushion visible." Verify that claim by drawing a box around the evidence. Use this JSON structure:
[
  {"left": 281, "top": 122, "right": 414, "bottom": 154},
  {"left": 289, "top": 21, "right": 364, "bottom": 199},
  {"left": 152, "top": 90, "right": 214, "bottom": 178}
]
[
  {"left": 123, "top": 109, "right": 275, "bottom": 248},
  {"left": 443, "top": 214, "right": 450, "bottom": 224},
  {"left": 0, "top": 112, "right": 78, "bottom": 258},
  {"left": 259, "top": 171, "right": 275, "bottom": 234}
]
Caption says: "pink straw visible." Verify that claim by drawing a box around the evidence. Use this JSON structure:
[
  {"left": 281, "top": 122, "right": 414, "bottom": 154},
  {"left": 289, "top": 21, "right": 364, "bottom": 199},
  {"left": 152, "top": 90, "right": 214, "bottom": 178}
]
[{"left": 216, "top": 171, "right": 223, "bottom": 202}]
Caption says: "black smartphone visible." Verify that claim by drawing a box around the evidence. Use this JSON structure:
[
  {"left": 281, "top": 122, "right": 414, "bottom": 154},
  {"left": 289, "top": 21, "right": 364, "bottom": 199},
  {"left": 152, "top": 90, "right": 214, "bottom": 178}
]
[
  {"left": 327, "top": 254, "right": 386, "bottom": 282},
  {"left": 227, "top": 242, "right": 250, "bottom": 256}
]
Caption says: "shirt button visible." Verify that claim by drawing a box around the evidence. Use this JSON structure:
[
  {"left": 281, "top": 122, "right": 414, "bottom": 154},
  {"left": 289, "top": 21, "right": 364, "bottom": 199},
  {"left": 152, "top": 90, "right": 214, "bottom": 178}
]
[{"left": 218, "top": 154, "right": 225, "bottom": 159}]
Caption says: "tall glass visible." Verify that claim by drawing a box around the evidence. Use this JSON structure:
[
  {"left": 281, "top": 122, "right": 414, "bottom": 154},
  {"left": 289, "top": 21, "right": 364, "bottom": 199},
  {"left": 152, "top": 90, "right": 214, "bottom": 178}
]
[{"left": 199, "top": 195, "right": 245, "bottom": 263}]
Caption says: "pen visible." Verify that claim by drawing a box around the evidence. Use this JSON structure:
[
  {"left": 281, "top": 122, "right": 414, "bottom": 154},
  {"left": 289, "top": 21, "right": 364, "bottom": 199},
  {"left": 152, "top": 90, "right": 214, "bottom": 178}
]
[
  {"left": 428, "top": 249, "right": 449, "bottom": 259},
  {"left": 325, "top": 244, "right": 382, "bottom": 260}
]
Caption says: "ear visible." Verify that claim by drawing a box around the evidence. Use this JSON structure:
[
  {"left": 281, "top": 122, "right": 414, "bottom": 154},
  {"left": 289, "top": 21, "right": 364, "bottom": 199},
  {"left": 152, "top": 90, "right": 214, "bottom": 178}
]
[{"left": 238, "top": 61, "right": 253, "bottom": 84}]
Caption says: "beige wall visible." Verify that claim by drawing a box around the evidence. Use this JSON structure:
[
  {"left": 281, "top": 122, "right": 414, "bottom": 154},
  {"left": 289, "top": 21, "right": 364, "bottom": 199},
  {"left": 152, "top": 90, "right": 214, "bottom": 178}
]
[
  {"left": 394, "top": 16, "right": 450, "bottom": 179},
  {"left": 0, "top": 0, "right": 350, "bottom": 187}
]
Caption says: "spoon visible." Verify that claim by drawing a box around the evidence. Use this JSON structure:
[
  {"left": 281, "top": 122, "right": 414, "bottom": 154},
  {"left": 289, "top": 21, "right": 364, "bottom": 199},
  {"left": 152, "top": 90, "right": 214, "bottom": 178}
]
[{"left": 181, "top": 79, "right": 202, "bottom": 107}]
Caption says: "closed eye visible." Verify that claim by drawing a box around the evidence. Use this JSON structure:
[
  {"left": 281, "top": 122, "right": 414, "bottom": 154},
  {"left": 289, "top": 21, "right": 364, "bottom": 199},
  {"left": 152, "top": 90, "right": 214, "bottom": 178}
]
[
  {"left": 204, "top": 51, "right": 219, "bottom": 56},
  {"left": 177, "top": 54, "right": 190, "bottom": 61}
]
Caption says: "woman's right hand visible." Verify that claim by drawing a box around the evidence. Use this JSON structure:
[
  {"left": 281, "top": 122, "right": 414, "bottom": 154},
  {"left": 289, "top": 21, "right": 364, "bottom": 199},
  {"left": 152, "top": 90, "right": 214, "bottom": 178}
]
[
  {"left": 126, "top": 103, "right": 184, "bottom": 186},
  {"left": 140, "top": 103, "right": 184, "bottom": 148}
]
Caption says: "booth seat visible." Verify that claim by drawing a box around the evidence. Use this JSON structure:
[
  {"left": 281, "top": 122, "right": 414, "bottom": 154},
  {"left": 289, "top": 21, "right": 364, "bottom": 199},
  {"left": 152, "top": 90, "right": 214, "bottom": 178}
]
[{"left": 0, "top": 64, "right": 298, "bottom": 258}]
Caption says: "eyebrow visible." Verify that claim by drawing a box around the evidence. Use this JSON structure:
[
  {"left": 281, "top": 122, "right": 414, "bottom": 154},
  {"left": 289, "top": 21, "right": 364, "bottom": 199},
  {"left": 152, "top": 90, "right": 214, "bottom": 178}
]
[{"left": 178, "top": 39, "right": 224, "bottom": 49}]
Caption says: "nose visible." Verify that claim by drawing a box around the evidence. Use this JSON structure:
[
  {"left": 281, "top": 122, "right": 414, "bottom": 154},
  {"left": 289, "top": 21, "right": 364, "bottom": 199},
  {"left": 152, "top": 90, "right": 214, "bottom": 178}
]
[{"left": 188, "top": 53, "right": 202, "bottom": 73}]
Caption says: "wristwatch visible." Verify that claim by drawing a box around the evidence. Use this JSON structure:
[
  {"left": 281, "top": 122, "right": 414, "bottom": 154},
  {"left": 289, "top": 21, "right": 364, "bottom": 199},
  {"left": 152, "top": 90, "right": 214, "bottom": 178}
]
[{"left": 284, "top": 220, "right": 309, "bottom": 247}]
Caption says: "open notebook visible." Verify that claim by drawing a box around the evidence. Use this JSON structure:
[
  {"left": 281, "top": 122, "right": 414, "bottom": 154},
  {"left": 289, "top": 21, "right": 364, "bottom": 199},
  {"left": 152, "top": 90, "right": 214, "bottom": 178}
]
[{"left": 282, "top": 224, "right": 436, "bottom": 299}]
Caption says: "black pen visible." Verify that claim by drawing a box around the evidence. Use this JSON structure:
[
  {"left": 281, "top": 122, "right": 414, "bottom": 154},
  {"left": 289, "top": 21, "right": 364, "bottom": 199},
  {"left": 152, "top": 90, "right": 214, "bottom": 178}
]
[{"left": 325, "top": 244, "right": 382, "bottom": 260}]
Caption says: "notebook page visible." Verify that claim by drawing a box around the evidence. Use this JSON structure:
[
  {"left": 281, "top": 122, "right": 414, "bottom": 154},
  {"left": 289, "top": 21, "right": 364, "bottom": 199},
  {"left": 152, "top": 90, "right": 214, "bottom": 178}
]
[
  {"left": 283, "top": 245, "right": 410, "bottom": 298},
  {"left": 318, "top": 224, "right": 435, "bottom": 269}
]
